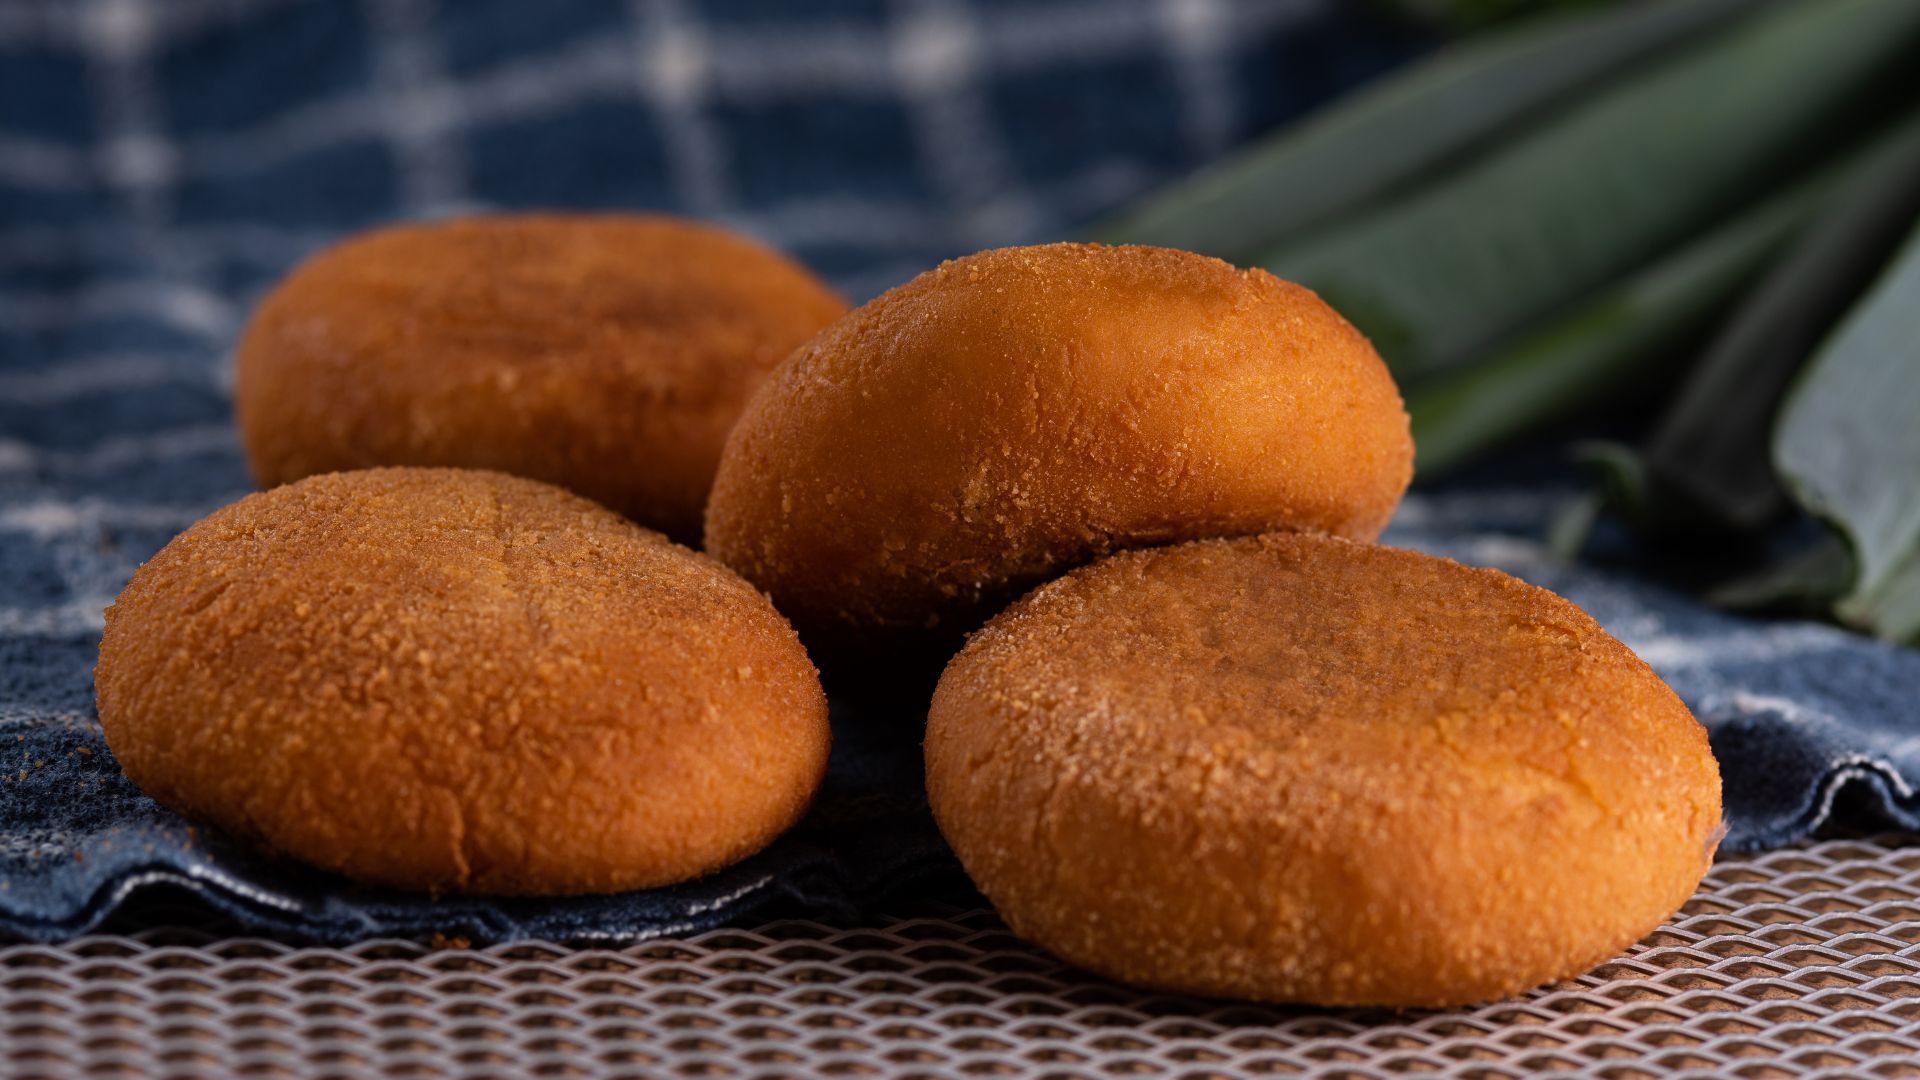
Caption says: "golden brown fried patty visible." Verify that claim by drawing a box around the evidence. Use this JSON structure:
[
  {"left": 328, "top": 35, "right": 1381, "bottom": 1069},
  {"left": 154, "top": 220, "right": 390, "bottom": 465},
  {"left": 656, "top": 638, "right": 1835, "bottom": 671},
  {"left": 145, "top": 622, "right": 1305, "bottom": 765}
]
[
  {"left": 705, "top": 242, "right": 1412, "bottom": 650},
  {"left": 96, "top": 468, "right": 830, "bottom": 895},
  {"left": 235, "top": 214, "right": 847, "bottom": 541},
  {"left": 926, "top": 532, "right": 1722, "bottom": 1007}
]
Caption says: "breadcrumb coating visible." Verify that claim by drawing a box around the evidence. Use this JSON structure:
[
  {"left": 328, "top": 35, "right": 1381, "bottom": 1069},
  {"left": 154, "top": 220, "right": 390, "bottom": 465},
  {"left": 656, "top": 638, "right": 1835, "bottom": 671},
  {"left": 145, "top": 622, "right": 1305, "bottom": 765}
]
[
  {"left": 705, "top": 242, "right": 1412, "bottom": 653},
  {"left": 96, "top": 468, "right": 831, "bottom": 895},
  {"left": 235, "top": 214, "right": 847, "bottom": 541},
  {"left": 926, "top": 532, "right": 1722, "bottom": 1007}
]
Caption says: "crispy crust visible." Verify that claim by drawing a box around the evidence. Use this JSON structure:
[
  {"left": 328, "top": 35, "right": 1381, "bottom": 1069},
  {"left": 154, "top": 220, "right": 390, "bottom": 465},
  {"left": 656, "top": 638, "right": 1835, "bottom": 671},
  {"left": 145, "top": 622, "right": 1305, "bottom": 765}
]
[
  {"left": 96, "top": 468, "right": 831, "bottom": 895},
  {"left": 704, "top": 242, "right": 1412, "bottom": 649},
  {"left": 235, "top": 214, "right": 847, "bottom": 541},
  {"left": 925, "top": 533, "right": 1723, "bottom": 1007}
]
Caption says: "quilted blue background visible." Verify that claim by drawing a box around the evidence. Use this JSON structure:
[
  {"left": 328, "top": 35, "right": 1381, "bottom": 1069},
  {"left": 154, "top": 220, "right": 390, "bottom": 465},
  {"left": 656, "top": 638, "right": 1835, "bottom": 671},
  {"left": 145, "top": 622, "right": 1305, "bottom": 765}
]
[{"left": 2, "top": 0, "right": 1917, "bottom": 943}]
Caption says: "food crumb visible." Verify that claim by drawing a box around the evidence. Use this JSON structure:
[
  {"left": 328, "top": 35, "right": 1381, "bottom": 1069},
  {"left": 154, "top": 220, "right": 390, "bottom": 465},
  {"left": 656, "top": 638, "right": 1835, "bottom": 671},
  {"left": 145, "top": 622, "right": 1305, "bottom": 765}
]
[{"left": 428, "top": 932, "right": 472, "bottom": 950}]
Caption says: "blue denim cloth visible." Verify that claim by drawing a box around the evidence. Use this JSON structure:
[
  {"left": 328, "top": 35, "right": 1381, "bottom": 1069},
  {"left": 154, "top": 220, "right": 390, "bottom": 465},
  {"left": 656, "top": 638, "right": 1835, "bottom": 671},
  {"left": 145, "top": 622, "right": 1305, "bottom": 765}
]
[{"left": 1, "top": 0, "right": 1914, "bottom": 944}]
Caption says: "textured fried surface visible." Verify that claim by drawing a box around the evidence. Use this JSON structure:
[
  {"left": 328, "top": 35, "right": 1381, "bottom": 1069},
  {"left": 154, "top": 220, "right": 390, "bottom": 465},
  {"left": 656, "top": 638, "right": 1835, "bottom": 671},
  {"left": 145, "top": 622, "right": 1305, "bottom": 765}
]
[
  {"left": 704, "top": 243, "right": 1412, "bottom": 649},
  {"left": 926, "top": 533, "right": 1723, "bottom": 1008},
  {"left": 96, "top": 468, "right": 831, "bottom": 896},
  {"left": 235, "top": 214, "right": 847, "bottom": 541}
]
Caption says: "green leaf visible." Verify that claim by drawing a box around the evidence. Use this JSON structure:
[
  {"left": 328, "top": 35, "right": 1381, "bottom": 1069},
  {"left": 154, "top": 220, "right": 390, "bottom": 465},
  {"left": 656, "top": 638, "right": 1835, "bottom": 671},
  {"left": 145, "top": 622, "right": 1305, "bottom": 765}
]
[
  {"left": 1850, "top": 552, "right": 1920, "bottom": 643},
  {"left": 1706, "top": 535, "right": 1854, "bottom": 617},
  {"left": 1638, "top": 108, "right": 1920, "bottom": 534},
  {"left": 1546, "top": 111, "right": 1920, "bottom": 561},
  {"left": 1546, "top": 487, "right": 1608, "bottom": 562},
  {"left": 1407, "top": 172, "right": 1821, "bottom": 475},
  {"left": 1083, "top": 0, "right": 1759, "bottom": 263},
  {"left": 1775, "top": 216, "right": 1920, "bottom": 642},
  {"left": 1260, "top": 0, "right": 1920, "bottom": 380}
]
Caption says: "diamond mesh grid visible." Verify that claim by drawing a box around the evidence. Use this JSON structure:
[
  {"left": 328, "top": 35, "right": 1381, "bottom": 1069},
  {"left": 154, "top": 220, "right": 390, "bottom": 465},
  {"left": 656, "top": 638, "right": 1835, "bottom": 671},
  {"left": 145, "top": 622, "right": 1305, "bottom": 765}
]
[{"left": 3, "top": 836, "right": 1919, "bottom": 1079}]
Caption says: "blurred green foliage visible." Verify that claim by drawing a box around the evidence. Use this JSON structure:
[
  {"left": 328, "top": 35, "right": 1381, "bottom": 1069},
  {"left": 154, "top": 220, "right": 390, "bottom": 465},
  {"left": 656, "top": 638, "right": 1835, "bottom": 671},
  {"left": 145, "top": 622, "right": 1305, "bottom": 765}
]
[{"left": 1094, "top": 0, "right": 1920, "bottom": 645}]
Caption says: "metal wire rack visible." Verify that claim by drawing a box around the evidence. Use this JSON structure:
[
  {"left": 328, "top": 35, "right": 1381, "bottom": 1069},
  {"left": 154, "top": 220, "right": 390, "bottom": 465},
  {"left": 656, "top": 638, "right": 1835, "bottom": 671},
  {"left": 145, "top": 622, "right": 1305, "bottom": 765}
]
[{"left": 4, "top": 834, "right": 1919, "bottom": 1079}]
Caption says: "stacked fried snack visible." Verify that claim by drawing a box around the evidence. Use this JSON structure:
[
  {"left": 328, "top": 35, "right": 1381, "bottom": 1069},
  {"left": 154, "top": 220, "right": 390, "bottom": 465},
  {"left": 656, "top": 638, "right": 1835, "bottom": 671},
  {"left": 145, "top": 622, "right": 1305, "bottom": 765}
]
[{"left": 96, "top": 215, "right": 1720, "bottom": 1008}]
